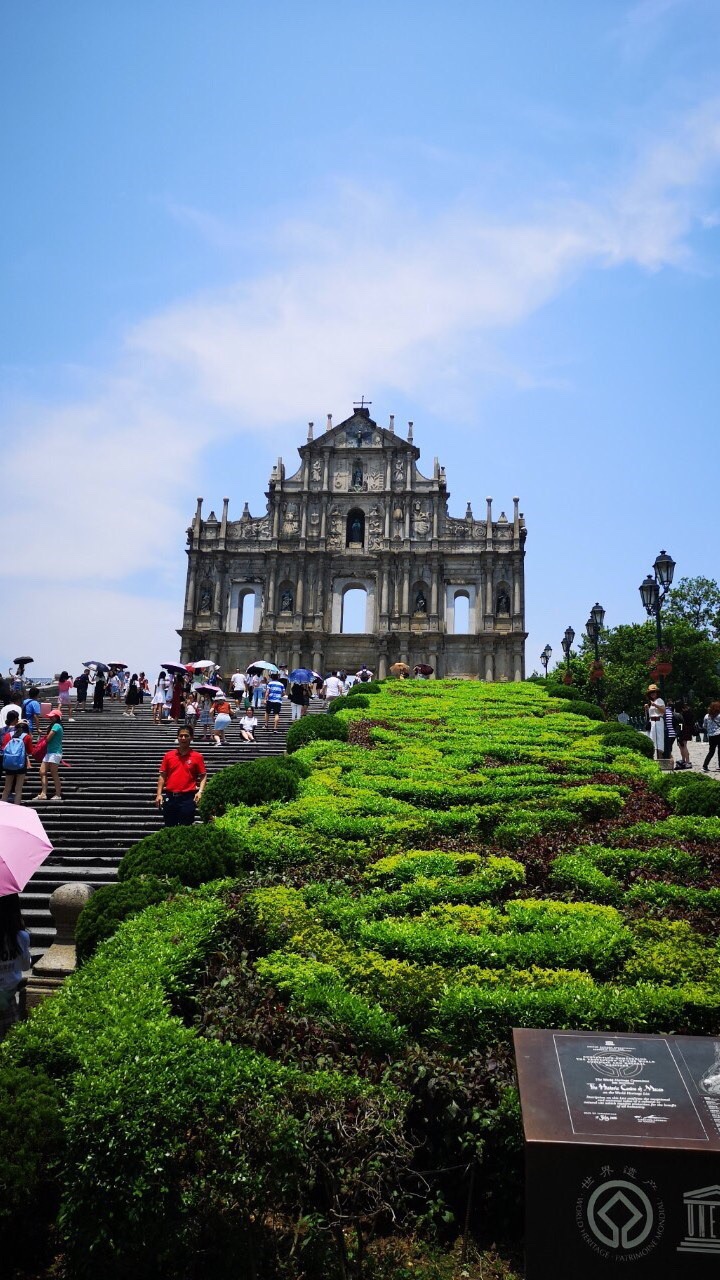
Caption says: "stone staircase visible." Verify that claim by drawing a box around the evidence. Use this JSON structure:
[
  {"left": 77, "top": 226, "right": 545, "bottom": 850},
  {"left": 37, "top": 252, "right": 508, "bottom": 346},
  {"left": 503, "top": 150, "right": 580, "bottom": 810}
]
[{"left": 20, "top": 700, "right": 296, "bottom": 957}]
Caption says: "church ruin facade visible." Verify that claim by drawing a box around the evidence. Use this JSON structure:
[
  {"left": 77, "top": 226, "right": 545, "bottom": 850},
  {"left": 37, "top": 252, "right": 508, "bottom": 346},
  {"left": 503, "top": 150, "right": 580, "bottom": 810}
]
[{"left": 178, "top": 406, "right": 527, "bottom": 679}]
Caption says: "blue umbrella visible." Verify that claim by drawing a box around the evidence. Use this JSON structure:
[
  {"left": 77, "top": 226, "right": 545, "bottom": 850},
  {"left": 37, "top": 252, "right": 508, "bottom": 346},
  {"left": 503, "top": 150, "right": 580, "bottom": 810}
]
[
  {"left": 83, "top": 660, "right": 109, "bottom": 671},
  {"left": 289, "top": 668, "right": 315, "bottom": 683}
]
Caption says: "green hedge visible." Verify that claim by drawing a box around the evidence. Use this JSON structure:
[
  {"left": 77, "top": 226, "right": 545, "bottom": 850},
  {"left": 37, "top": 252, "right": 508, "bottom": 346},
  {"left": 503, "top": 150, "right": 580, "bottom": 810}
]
[
  {"left": 286, "top": 714, "right": 348, "bottom": 753},
  {"left": 668, "top": 776, "right": 720, "bottom": 817},
  {"left": 118, "top": 824, "right": 243, "bottom": 885},
  {"left": 76, "top": 876, "right": 184, "bottom": 963},
  {"left": 554, "top": 699, "right": 604, "bottom": 721},
  {"left": 327, "top": 692, "right": 370, "bottom": 714},
  {"left": 0, "top": 1065, "right": 64, "bottom": 1275},
  {"left": 199, "top": 755, "right": 305, "bottom": 820}
]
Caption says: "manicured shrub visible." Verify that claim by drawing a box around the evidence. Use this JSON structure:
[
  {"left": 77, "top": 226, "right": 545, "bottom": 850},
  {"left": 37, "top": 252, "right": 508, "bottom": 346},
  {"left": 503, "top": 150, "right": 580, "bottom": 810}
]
[
  {"left": 596, "top": 727, "right": 655, "bottom": 759},
  {"left": 0, "top": 1065, "right": 64, "bottom": 1274},
  {"left": 286, "top": 714, "right": 348, "bottom": 753},
  {"left": 76, "top": 876, "right": 183, "bottom": 963},
  {"left": 199, "top": 755, "right": 304, "bottom": 820},
  {"left": 545, "top": 684, "right": 581, "bottom": 700},
  {"left": 118, "top": 824, "right": 243, "bottom": 885},
  {"left": 327, "top": 692, "right": 370, "bottom": 714},
  {"left": 668, "top": 777, "right": 720, "bottom": 817},
  {"left": 553, "top": 699, "right": 604, "bottom": 721}
]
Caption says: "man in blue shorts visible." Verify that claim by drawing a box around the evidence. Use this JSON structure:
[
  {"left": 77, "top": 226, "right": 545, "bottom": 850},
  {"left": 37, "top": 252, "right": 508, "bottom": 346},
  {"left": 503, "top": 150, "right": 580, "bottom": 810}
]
[{"left": 264, "top": 676, "right": 285, "bottom": 731}]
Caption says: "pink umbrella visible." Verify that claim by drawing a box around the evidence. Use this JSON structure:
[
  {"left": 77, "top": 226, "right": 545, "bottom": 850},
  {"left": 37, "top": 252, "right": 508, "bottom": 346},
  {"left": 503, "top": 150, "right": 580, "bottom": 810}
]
[
  {"left": 195, "top": 684, "right": 221, "bottom": 696},
  {"left": 0, "top": 802, "right": 54, "bottom": 896}
]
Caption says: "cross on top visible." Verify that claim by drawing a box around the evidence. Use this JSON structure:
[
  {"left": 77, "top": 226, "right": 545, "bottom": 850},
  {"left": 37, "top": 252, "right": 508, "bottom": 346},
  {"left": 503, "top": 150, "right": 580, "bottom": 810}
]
[{"left": 353, "top": 397, "right": 372, "bottom": 410}]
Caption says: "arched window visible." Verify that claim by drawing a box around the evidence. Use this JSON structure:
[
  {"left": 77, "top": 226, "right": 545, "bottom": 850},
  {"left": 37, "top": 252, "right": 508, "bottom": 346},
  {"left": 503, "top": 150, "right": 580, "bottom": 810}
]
[
  {"left": 341, "top": 586, "right": 368, "bottom": 633},
  {"left": 453, "top": 590, "right": 470, "bottom": 635},
  {"left": 346, "top": 509, "right": 365, "bottom": 547},
  {"left": 238, "top": 591, "right": 256, "bottom": 633}
]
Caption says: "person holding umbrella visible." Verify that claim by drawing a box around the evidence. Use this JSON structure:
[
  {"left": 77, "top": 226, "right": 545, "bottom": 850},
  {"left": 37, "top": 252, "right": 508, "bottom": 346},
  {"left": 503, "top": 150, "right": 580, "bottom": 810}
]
[{"left": 0, "top": 895, "right": 31, "bottom": 1040}]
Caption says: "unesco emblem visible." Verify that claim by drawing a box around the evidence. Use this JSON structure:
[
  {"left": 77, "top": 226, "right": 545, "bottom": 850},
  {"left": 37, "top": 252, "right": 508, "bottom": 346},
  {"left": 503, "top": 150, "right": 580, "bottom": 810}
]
[{"left": 576, "top": 1168, "right": 665, "bottom": 1262}]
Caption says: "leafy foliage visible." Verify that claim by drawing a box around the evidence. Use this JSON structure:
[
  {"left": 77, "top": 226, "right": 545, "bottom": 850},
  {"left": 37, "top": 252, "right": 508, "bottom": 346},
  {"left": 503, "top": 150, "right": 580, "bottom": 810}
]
[
  {"left": 76, "top": 876, "right": 184, "bottom": 963},
  {"left": 118, "top": 823, "right": 244, "bottom": 884},
  {"left": 199, "top": 754, "right": 305, "bottom": 820}
]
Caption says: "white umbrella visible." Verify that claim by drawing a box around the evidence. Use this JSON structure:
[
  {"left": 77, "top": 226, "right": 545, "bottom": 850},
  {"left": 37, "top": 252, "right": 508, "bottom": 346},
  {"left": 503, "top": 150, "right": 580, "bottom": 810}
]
[
  {"left": 246, "top": 660, "right": 279, "bottom": 673},
  {"left": 189, "top": 660, "right": 216, "bottom": 670}
]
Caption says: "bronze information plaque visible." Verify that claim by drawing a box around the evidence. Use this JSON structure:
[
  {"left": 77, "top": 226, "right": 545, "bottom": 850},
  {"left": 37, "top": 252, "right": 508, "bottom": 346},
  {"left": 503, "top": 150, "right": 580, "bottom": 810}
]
[{"left": 514, "top": 1029, "right": 720, "bottom": 1277}]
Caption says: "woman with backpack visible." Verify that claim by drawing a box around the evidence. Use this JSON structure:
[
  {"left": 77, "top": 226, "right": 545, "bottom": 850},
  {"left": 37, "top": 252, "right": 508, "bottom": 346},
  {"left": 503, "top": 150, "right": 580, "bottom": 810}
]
[
  {"left": 0, "top": 895, "right": 31, "bottom": 1041},
  {"left": 1, "top": 714, "right": 32, "bottom": 805}
]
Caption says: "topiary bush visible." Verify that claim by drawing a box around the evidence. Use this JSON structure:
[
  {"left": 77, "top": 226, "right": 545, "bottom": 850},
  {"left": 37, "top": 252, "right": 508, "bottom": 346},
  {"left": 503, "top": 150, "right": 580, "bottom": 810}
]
[
  {"left": 286, "top": 715, "right": 348, "bottom": 753},
  {"left": 554, "top": 699, "right": 604, "bottom": 721},
  {"left": 76, "top": 877, "right": 184, "bottom": 964},
  {"left": 199, "top": 756, "right": 305, "bottom": 820},
  {"left": 545, "top": 684, "right": 581, "bottom": 701},
  {"left": 669, "top": 777, "right": 720, "bottom": 817},
  {"left": 327, "top": 693, "right": 370, "bottom": 715},
  {"left": 118, "top": 825, "right": 243, "bottom": 885},
  {"left": 594, "top": 725, "right": 655, "bottom": 759},
  {"left": 0, "top": 1065, "right": 64, "bottom": 1275}
]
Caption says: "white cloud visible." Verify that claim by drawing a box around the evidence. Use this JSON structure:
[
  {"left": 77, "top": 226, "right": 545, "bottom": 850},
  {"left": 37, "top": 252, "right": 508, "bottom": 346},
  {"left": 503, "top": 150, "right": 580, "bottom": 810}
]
[{"left": 3, "top": 98, "right": 720, "bottom": 668}]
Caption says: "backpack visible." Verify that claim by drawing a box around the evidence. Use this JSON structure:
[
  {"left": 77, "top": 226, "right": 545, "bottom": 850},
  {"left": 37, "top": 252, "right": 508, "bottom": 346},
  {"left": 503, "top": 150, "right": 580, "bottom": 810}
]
[{"left": 3, "top": 734, "right": 27, "bottom": 771}]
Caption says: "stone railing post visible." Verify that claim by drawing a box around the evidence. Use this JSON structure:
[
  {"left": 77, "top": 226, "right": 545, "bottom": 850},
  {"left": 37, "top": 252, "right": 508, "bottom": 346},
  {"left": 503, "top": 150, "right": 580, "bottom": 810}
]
[{"left": 25, "top": 883, "right": 94, "bottom": 1012}]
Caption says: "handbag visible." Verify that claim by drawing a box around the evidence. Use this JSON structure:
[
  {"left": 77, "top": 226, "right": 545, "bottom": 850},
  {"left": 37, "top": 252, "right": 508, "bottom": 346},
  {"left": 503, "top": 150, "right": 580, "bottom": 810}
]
[{"left": 29, "top": 735, "right": 48, "bottom": 763}]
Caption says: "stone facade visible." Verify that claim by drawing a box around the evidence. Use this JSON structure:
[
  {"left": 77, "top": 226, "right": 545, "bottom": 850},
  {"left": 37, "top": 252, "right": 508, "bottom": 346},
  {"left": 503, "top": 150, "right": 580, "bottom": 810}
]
[{"left": 178, "top": 407, "right": 527, "bottom": 679}]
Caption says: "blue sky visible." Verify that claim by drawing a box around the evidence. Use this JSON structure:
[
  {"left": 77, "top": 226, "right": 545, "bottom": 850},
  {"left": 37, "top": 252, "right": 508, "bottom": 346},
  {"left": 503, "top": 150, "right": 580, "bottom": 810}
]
[{"left": 2, "top": 0, "right": 720, "bottom": 677}]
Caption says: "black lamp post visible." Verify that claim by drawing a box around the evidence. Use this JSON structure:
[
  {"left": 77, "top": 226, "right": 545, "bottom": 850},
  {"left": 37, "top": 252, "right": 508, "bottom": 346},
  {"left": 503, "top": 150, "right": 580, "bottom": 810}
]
[
  {"left": 585, "top": 604, "right": 605, "bottom": 704},
  {"left": 540, "top": 644, "right": 552, "bottom": 677},
  {"left": 639, "top": 549, "right": 676, "bottom": 694},
  {"left": 561, "top": 626, "right": 575, "bottom": 678}
]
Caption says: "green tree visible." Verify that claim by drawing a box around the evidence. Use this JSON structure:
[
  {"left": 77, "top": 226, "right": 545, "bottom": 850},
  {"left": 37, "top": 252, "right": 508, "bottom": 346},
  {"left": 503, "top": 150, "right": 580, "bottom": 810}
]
[
  {"left": 550, "top": 620, "right": 720, "bottom": 718},
  {"left": 665, "top": 577, "right": 720, "bottom": 639}
]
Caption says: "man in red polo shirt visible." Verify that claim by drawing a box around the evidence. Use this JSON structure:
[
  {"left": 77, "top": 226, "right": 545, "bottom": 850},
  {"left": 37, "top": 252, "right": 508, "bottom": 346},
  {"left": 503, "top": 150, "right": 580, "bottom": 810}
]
[{"left": 155, "top": 726, "right": 207, "bottom": 826}]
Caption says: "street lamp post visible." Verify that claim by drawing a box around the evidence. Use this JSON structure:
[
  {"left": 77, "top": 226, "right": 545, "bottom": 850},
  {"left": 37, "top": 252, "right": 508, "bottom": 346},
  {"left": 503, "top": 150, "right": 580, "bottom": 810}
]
[
  {"left": 639, "top": 550, "right": 676, "bottom": 694},
  {"left": 585, "top": 603, "right": 605, "bottom": 704},
  {"left": 560, "top": 626, "right": 575, "bottom": 681},
  {"left": 540, "top": 644, "right": 552, "bottom": 678}
]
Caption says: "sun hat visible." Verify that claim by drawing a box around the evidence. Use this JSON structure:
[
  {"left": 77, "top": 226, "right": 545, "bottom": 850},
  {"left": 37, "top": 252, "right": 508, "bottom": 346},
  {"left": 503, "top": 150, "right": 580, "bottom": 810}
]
[{"left": 47, "top": 709, "right": 63, "bottom": 719}]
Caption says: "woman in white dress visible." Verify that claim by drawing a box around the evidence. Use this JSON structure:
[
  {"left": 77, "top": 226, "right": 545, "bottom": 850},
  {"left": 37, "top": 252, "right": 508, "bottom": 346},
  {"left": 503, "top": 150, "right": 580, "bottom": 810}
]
[
  {"left": 647, "top": 684, "right": 665, "bottom": 759},
  {"left": 151, "top": 671, "right": 167, "bottom": 724}
]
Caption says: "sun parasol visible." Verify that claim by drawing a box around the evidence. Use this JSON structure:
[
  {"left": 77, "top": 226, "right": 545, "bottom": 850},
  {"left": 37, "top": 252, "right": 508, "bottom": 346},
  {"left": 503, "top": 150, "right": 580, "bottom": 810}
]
[
  {"left": 413, "top": 664, "right": 434, "bottom": 676},
  {"left": 288, "top": 669, "right": 315, "bottom": 683},
  {"left": 162, "top": 662, "right": 188, "bottom": 675},
  {"left": 83, "top": 660, "right": 109, "bottom": 671},
  {"left": 195, "top": 684, "right": 222, "bottom": 697},
  {"left": 247, "top": 661, "right": 279, "bottom": 674},
  {"left": 390, "top": 662, "right": 410, "bottom": 676},
  {"left": 189, "top": 659, "right": 216, "bottom": 670},
  {"left": 0, "top": 802, "right": 54, "bottom": 896},
  {"left": 13, "top": 656, "right": 33, "bottom": 667},
  {"left": 107, "top": 662, "right": 127, "bottom": 670}
]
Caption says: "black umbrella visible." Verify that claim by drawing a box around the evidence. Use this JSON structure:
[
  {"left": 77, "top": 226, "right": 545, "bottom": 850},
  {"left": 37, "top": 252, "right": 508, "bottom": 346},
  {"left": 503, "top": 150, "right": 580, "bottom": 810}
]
[{"left": 13, "top": 656, "right": 33, "bottom": 666}]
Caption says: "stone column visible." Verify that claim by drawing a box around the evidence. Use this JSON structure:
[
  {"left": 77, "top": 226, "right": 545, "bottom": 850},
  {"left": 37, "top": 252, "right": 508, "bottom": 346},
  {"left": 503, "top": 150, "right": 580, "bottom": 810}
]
[
  {"left": 25, "top": 883, "right": 94, "bottom": 1010},
  {"left": 401, "top": 565, "right": 410, "bottom": 616},
  {"left": 513, "top": 570, "right": 521, "bottom": 617},
  {"left": 381, "top": 564, "right": 389, "bottom": 617},
  {"left": 430, "top": 567, "right": 438, "bottom": 616},
  {"left": 485, "top": 563, "right": 494, "bottom": 616},
  {"left": 484, "top": 647, "right": 495, "bottom": 683},
  {"left": 513, "top": 646, "right": 523, "bottom": 682},
  {"left": 272, "top": 496, "right": 280, "bottom": 540}
]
